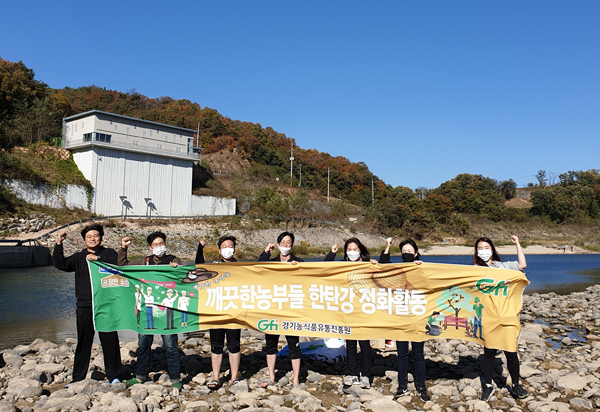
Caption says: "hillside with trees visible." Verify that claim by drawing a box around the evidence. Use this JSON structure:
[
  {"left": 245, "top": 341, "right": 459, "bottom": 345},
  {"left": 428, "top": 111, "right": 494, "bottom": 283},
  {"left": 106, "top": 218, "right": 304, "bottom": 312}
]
[{"left": 2, "top": 56, "right": 600, "bottom": 247}]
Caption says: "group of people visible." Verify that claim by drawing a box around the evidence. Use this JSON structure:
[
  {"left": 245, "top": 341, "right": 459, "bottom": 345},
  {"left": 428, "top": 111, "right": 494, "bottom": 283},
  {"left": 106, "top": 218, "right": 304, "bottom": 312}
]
[{"left": 54, "top": 224, "right": 529, "bottom": 402}]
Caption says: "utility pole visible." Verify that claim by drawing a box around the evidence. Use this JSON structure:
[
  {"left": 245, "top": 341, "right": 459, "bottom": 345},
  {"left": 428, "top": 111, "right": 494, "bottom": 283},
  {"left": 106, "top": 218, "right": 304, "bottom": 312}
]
[
  {"left": 298, "top": 164, "right": 302, "bottom": 187},
  {"left": 327, "top": 167, "right": 330, "bottom": 203},
  {"left": 290, "top": 142, "right": 294, "bottom": 187},
  {"left": 371, "top": 176, "right": 374, "bottom": 206},
  {"left": 197, "top": 122, "right": 200, "bottom": 148}
]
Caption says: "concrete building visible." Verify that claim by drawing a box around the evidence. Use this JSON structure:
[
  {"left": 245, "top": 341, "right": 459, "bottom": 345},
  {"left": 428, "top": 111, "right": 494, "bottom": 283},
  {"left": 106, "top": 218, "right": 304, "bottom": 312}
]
[{"left": 63, "top": 110, "right": 235, "bottom": 217}]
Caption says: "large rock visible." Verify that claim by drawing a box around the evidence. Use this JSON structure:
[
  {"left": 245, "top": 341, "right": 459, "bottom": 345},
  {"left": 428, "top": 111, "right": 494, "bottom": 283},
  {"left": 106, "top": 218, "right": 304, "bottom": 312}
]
[
  {"left": 110, "top": 393, "right": 139, "bottom": 412},
  {"left": 7, "top": 377, "right": 43, "bottom": 397},
  {"left": 69, "top": 378, "right": 105, "bottom": 395},
  {"left": 1, "top": 351, "right": 23, "bottom": 369},
  {"left": 518, "top": 324, "right": 547, "bottom": 346},
  {"left": 42, "top": 394, "right": 91, "bottom": 410},
  {"left": 363, "top": 398, "right": 408, "bottom": 412},
  {"left": 185, "top": 400, "right": 210, "bottom": 410},
  {"left": 0, "top": 400, "right": 17, "bottom": 412},
  {"left": 554, "top": 373, "right": 591, "bottom": 391},
  {"left": 229, "top": 379, "right": 249, "bottom": 394},
  {"left": 36, "top": 363, "right": 66, "bottom": 375}
]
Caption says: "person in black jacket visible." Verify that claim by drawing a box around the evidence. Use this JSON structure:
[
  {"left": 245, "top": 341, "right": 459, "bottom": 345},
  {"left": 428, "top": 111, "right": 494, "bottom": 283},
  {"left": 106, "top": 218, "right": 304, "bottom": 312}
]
[
  {"left": 120, "top": 231, "right": 183, "bottom": 390},
  {"left": 380, "top": 237, "right": 430, "bottom": 402},
  {"left": 196, "top": 235, "right": 241, "bottom": 390},
  {"left": 258, "top": 231, "right": 303, "bottom": 388},
  {"left": 325, "top": 237, "right": 376, "bottom": 389},
  {"left": 53, "top": 224, "right": 122, "bottom": 385}
]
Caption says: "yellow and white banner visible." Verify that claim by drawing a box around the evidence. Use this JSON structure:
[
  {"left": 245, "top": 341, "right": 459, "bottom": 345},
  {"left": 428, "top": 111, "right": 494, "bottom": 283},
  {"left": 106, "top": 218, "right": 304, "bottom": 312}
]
[{"left": 90, "top": 261, "right": 529, "bottom": 352}]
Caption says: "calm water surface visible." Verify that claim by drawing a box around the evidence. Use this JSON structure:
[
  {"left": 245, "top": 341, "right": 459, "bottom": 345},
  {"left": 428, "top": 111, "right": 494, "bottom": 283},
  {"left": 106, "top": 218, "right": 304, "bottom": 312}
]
[{"left": 1, "top": 254, "right": 599, "bottom": 349}]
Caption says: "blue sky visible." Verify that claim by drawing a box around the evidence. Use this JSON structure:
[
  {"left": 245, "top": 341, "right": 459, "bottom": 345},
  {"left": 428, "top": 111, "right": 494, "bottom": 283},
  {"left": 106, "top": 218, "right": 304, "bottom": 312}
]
[{"left": 2, "top": 1, "right": 599, "bottom": 190}]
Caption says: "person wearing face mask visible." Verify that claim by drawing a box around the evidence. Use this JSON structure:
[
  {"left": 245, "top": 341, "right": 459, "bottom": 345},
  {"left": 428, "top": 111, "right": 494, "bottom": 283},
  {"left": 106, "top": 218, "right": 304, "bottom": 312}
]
[
  {"left": 325, "top": 238, "right": 377, "bottom": 389},
  {"left": 379, "top": 238, "right": 430, "bottom": 401},
  {"left": 195, "top": 236, "right": 241, "bottom": 390},
  {"left": 473, "top": 236, "right": 528, "bottom": 402},
  {"left": 258, "top": 232, "right": 304, "bottom": 388},
  {"left": 119, "top": 232, "right": 183, "bottom": 390}
]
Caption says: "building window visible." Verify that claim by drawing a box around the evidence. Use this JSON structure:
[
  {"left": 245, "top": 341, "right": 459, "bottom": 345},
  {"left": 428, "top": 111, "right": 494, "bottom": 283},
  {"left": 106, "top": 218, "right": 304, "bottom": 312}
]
[
  {"left": 82, "top": 122, "right": 84, "bottom": 128},
  {"left": 150, "top": 130, "right": 153, "bottom": 137},
  {"left": 156, "top": 144, "right": 163, "bottom": 149},
  {"left": 83, "top": 133, "right": 93, "bottom": 142},
  {"left": 110, "top": 120, "right": 113, "bottom": 125},
  {"left": 115, "top": 124, "right": 118, "bottom": 130},
  {"left": 133, "top": 140, "right": 140, "bottom": 146},
  {"left": 74, "top": 123, "right": 77, "bottom": 132},
  {"left": 143, "top": 131, "right": 146, "bottom": 138},
  {"left": 134, "top": 124, "right": 137, "bottom": 129},
  {"left": 173, "top": 135, "right": 176, "bottom": 142},
  {"left": 176, "top": 147, "right": 182, "bottom": 152},
  {"left": 94, "top": 133, "right": 111, "bottom": 143}
]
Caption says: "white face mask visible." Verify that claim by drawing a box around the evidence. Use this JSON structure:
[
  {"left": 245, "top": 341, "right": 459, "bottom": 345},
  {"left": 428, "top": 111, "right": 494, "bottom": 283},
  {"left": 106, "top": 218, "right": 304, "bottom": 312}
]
[
  {"left": 477, "top": 249, "right": 493, "bottom": 262},
  {"left": 152, "top": 245, "right": 166, "bottom": 257},
  {"left": 347, "top": 250, "right": 361, "bottom": 261},
  {"left": 220, "top": 247, "right": 234, "bottom": 259},
  {"left": 278, "top": 246, "right": 291, "bottom": 256}
]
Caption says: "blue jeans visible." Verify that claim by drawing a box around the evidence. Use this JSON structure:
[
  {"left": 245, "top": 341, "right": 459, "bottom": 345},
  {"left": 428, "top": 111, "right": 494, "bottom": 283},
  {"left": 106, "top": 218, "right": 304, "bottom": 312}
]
[
  {"left": 397, "top": 341, "right": 425, "bottom": 388},
  {"left": 145, "top": 307, "right": 154, "bottom": 329},
  {"left": 473, "top": 316, "right": 482, "bottom": 339},
  {"left": 181, "top": 311, "right": 188, "bottom": 324},
  {"left": 135, "top": 334, "right": 180, "bottom": 381}
]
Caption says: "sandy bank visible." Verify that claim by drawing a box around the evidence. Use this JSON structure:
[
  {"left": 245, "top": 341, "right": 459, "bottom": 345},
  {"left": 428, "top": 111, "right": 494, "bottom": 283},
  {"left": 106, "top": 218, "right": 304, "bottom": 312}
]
[{"left": 423, "top": 244, "right": 588, "bottom": 256}]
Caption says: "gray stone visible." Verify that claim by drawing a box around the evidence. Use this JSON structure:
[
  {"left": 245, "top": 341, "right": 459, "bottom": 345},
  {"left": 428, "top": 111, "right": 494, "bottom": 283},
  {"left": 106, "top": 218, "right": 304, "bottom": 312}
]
[
  {"left": 186, "top": 400, "right": 211, "bottom": 410},
  {"left": 110, "top": 393, "right": 139, "bottom": 412},
  {"left": 307, "top": 372, "right": 325, "bottom": 383},
  {"left": 229, "top": 379, "right": 249, "bottom": 394},
  {"left": 7, "top": 377, "right": 43, "bottom": 397},
  {"left": 69, "top": 378, "right": 105, "bottom": 395},
  {"left": 43, "top": 394, "right": 91, "bottom": 410},
  {"left": 35, "top": 363, "right": 66, "bottom": 375},
  {"left": 519, "top": 365, "right": 540, "bottom": 379},
  {"left": 2, "top": 352, "right": 23, "bottom": 369},
  {"left": 554, "top": 373, "right": 589, "bottom": 391},
  {"left": 363, "top": 398, "right": 408, "bottom": 412},
  {"left": 569, "top": 397, "right": 594, "bottom": 409},
  {"left": 0, "top": 400, "right": 17, "bottom": 412}
]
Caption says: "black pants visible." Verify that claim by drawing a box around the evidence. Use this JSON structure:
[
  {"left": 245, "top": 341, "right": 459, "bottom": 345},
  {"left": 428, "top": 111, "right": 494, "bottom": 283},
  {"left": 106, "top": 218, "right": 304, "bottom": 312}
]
[
  {"left": 73, "top": 306, "right": 122, "bottom": 382},
  {"left": 346, "top": 339, "right": 371, "bottom": 377},
  {"left": 210, "top": 329, "right": 241, "bottom": 354},
  {"left": 165, "top": 308, "right": 174, "bottom": 330},
  {"left": 483, "top": 348, "right": 519, "bottom": 385},
  {"left": 265, "top": 334, "right": 301, "bottom": 359}
]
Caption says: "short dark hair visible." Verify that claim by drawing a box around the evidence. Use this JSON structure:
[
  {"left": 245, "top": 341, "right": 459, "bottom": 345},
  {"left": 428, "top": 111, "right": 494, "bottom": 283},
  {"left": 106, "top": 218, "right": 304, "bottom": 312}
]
[
  {"left": 343, "top": 237, "right": 371, "bottom": 261},
  {"left": 277, "top": 231, "right": 295, "bottom": 246},
  {"left": 81, "top": 224, "right": 104, "bottom": 239},
  {"left": 147, "top": 231, "right": 167, "bottom": 245},
  {"left": 473, "top": 237, "right": 502, "bottom": 266},
  {"left": 399, "top": 238, "right": 421, "bottom": 260},
  {"left": 218, "top": 235, "right": 237, "bottom": 248}
]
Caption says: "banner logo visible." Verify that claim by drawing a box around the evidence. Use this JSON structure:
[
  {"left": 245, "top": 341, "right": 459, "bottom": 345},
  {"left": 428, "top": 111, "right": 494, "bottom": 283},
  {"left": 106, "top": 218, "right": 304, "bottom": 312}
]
[
  {"left": 257, "top": 319, "right": 279, "bottom": 332},
  {"left": 476, "top": 278, "right": 509, "bottom": 296}
]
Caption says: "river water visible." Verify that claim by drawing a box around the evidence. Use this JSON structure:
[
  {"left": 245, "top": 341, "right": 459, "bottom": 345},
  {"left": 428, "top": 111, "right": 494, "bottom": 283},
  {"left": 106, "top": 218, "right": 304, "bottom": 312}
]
[{"left": 1, "top": 254, "right": 599, "bottom": 350}]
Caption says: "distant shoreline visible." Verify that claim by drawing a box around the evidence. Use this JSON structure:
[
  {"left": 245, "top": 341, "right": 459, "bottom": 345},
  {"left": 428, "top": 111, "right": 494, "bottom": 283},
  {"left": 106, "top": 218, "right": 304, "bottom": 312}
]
[{"left": 423, "top": 244, "right": 588, "bottom": 256}]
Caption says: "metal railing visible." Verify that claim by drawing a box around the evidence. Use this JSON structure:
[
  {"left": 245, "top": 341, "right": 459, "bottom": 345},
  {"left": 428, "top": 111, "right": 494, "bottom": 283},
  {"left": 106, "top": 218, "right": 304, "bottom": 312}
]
[{"left": 64, "top": 138, "right": 200, "bottom": 161}]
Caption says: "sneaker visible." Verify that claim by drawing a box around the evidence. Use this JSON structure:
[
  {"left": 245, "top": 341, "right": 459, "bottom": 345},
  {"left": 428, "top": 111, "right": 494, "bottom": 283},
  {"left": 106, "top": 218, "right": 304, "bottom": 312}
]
[
  {"left": 394, "top": 386, "right": 408, "bottom": 398},
  {"left": 481, "top": 384, "right": 494, "bottom": 402},
  {"left": 417, "top": 387, "right": 430, "bottom": 402},
  {"left": 360, "top": 376, "right": 370, "bottom": 389},
  {"left": 171, "top": 381, "right": 182, "bottom": 390},
  {"left": 109, "top": 378, "right": 121, "bottom": 385},
  {"left": 343, "top": 375, "right": 359, "bottom": 386},
  {"left": 511, "top": 383, "right": 528, "bottom": 399},
  {"left": 124, "top": 377, "right": 143, "bottom": 387}
]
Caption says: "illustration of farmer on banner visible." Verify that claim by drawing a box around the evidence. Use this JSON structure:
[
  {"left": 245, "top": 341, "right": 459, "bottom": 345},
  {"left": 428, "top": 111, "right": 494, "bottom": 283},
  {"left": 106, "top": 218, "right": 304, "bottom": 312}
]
[{"left": 161, "top": 288, "right": 178, "bottom": 330}]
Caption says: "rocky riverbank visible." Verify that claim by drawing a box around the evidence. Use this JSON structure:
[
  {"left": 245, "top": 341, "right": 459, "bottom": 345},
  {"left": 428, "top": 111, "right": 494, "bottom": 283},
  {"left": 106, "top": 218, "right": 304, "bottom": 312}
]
[{"left": 1, "top": 286, "right": 600, "bottom": 412}]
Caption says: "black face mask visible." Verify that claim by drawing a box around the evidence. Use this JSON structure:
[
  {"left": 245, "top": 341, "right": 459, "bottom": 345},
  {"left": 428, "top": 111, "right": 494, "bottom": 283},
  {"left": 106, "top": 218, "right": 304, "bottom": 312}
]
[{"left": 402, "top": 253, "right": 415, "bottom": 262}]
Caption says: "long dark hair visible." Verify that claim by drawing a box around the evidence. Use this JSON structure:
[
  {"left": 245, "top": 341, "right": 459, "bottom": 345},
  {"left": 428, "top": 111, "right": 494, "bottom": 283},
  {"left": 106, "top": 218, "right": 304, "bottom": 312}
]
[
  {"left": 343, "top": 237, "right": 371, "bottom": 262},
  {"left": 399, "top": 238, "right": 421, "bottom": 260},
  {"left": 473, "top": 237, "right": 502, "bottom": 266}
]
